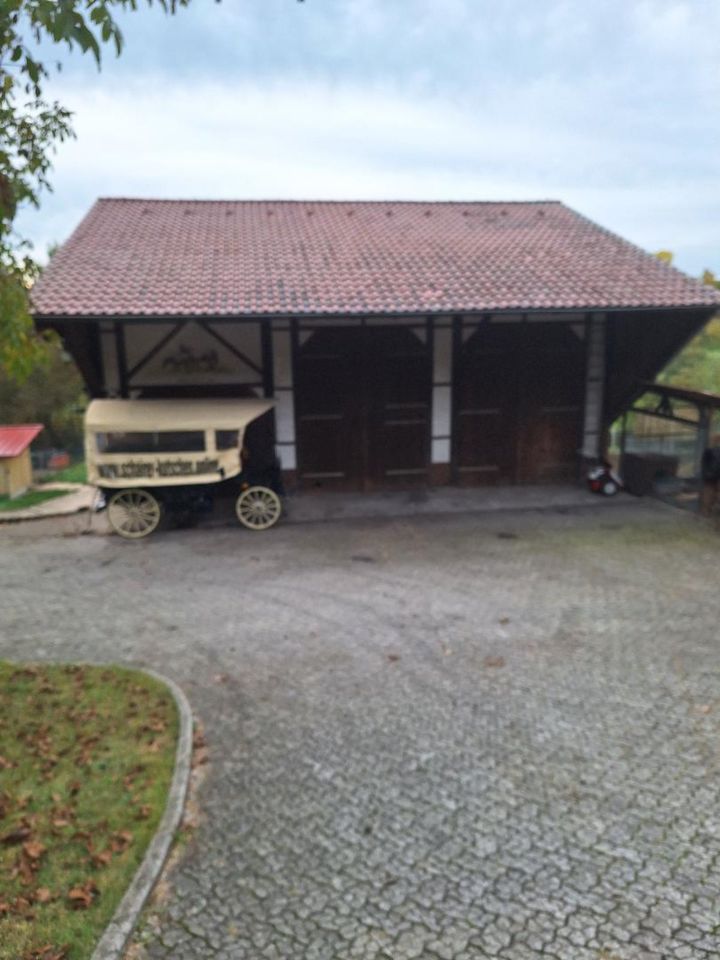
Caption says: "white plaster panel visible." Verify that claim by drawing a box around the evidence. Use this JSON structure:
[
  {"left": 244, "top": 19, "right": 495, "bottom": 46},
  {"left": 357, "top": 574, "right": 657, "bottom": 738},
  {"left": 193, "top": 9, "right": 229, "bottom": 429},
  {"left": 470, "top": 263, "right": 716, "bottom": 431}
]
[
  {"left": 432, "top": 438, "right": 451, "bottom": 463},
  {"left": 124, "top": 323, "right": 175, "bottom": 370},
  {"left": 274, "top": 389, "right": 296, "bottom": 444},
  {"left": 211, "top": 322, "right": 262, "bottom": 367},
  {"left": 276, "top": 444, "right": 297, "bottom": 471},
  {"left": 127, "top": 321, "right": 261, "bottom": 386},
  {"left": 432, "top": 385, "right": 452, "bottom": 439}
]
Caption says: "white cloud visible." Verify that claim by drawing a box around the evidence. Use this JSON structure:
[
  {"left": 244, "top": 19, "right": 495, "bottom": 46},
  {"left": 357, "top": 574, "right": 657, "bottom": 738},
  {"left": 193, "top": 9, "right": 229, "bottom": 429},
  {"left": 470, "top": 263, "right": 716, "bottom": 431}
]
[{"left": 14, "top": 0, "right": 720, "bottom": 274}]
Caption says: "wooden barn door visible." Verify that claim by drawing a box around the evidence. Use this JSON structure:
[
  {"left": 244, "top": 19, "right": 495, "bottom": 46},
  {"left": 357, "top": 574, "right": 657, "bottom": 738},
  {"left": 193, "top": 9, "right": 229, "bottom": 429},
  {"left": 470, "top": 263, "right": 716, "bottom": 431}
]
[
  {"left": 453, "top": 321, "right": 586, "bottom": 485},
  {"left": 453, "top": 323, "right": 522, "bottom": 484},
  {"left": 518, "top": 324, "right": 586, "bottom": 483},
  {"left": 294, "top": 326, "right": 431, "bottom": 490}
]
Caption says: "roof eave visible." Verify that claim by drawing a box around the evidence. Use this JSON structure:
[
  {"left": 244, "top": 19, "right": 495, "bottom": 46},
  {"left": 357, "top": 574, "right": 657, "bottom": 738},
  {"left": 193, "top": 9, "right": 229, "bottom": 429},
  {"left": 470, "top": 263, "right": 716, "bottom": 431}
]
[{"left": 33, "top": 303, "right": 720, "bottom": 324}]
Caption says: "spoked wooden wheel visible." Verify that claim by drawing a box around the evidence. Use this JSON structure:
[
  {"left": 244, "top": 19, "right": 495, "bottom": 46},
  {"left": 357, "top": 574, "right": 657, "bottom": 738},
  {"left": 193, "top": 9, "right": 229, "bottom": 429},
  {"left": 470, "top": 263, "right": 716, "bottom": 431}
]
[
  {"left": 107, "top": 489, "right": 162, "bottom": 539},
  {"left": 235, "top": 485, "right": 282, "bottom": 531}
]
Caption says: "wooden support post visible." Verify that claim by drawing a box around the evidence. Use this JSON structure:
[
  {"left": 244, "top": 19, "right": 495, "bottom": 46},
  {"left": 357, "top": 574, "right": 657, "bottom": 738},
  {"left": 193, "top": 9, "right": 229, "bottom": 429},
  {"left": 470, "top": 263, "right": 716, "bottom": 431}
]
[
  {"left": 700, "top": 480, "right": 719, "bottom": 517},
  {"left": 114, "top": 322, "right": 128, "bottom": 398},
  {"left": 694, "top": 406, "right": 711, "bottom": 481}
]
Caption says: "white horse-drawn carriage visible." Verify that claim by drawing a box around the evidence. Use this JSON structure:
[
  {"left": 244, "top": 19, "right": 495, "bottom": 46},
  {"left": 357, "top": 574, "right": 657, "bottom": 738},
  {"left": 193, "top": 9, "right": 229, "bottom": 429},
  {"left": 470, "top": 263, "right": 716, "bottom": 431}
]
[{"left": 85, "top": 398, "right": 283, "bottom": 539}]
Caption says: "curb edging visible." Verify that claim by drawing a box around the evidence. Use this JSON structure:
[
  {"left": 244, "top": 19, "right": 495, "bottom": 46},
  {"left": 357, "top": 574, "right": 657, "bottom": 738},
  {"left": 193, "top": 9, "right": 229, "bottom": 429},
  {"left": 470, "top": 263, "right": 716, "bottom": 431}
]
[{"left": 90, "top": 668, "right": 194, "bottom": 960}]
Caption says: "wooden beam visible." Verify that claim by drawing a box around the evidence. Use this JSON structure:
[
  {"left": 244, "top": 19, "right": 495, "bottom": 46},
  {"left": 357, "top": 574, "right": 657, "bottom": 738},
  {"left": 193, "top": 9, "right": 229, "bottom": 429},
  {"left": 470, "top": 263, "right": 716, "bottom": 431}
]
[
  {"left": 261, "top": 321, "right": 274, "bottom": 398},
  {"left": 198, "top": 321, "right": 262, "bottom": 376},
  {"left": 114, "top": 322, "right": 129, "bottom": 398},
  {"left": 126, "top": 322, "right": 184, "bottom": 382}
]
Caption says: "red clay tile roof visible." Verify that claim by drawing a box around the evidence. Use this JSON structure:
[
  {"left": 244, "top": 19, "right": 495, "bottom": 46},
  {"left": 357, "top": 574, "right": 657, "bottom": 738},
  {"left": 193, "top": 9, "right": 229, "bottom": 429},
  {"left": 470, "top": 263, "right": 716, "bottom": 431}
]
[
  {"left": 0, "top": 424, "right": 43, "bottom": 458},
  {"left": 31, "top": 199, "right": 720, "bottom": 318}
]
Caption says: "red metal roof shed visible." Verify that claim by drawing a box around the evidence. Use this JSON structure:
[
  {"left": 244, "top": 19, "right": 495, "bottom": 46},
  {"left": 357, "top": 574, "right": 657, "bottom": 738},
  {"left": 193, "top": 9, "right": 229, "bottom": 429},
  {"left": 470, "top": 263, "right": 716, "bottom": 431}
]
[{"left": 0, "top": 425, "right": 44, "bottom": 458}]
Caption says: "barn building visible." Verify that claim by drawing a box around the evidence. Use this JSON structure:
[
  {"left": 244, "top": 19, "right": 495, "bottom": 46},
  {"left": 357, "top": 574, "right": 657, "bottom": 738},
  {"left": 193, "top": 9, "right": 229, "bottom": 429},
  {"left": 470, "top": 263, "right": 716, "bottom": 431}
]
[{"left": 31, "top": 199, "right": 719, "bottom": 492}]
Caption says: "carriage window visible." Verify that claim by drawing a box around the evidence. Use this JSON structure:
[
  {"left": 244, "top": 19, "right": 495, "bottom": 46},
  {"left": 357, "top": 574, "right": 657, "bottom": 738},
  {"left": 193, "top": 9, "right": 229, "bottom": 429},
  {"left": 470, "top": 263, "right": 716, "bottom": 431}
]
[
  {"left": 215, "top": 430, "right": 239, "bottom": 450},
  {"left": 96, "top": 431, "right": 206, "bottom": 454}
]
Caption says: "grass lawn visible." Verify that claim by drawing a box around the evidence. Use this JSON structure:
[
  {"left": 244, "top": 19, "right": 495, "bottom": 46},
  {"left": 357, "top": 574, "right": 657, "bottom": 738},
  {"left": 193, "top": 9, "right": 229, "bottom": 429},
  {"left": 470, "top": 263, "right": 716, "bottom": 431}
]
[
  {"left": 0, "top": 663, "right": 178, "bottom": 960},
  {"left": 0, "top": 489, "right": 73, "bottom": 513},
  {"left": 47, "top": 463, "right": 87, "bottom": 485}
]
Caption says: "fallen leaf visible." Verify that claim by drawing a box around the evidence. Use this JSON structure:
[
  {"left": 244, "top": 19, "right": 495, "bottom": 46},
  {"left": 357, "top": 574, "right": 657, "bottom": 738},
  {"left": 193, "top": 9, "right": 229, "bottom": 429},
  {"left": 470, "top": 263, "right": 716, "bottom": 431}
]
[
  {"left": 26, "top": 940, "right": 68, "bottom": 959},
  {"left": 2, "top": 825, "right": 31, "bottom": 845},
  {"left": 67, "top": 881, "right": 98, "bottom": 909},
  {"left": 17, "top": 853, "right": 36, "bottom": 885},
  {"left": 483, "top": 655, "right": 506, "bottom": 669},
  {"left": 0, "top": 755, "right": 13, "bottom": 770},
  {"left": 193, "top": 747, "right": 209, "bottom": 767},
  {"left": 11, "top": 894, "right": 34, "bottom": 916},
  {"left": 498, "top": 617, "right": 511, "bottom": 625},
  {"left": 110, "top": 829, "right": 133, "bottom": 853},
  {"left": 23, "top": 840, "right": 46, "bottom": 861},
  {"left": 35, "top": 887, "right": 52, "bottom": 903},
  {"left": 387, "top": 654, "right": 401, "bottom": 663}
]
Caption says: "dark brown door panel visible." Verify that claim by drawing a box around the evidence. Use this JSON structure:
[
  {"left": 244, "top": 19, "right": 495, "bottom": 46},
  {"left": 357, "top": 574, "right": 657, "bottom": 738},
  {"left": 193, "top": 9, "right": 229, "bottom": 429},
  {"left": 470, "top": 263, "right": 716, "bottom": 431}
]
[
  {"left": 454, "top": 322, "right": 586, "bottom": 485},
  {"left": 294, "top": 326, "right": 431, "bottom": 491}
]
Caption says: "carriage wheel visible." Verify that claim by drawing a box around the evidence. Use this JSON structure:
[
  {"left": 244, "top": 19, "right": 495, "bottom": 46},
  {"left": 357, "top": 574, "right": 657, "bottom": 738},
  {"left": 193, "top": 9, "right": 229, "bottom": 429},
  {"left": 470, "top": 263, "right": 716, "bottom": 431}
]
[
  {"left": 235, "top": 486, "right": 282, "bottom": 531},
  {"left": 107, "top": 489, "right": 163, "bottom": 539}
]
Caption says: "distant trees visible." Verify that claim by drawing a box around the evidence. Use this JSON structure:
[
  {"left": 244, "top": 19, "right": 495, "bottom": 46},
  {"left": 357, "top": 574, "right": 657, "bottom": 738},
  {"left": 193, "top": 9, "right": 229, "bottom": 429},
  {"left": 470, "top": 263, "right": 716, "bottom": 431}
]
[
  {"left": 655, "top": 256, "right": 720, "bottom": 393},
  {"left": 0, "top": 340, "right": 86, "bottom": 450}
]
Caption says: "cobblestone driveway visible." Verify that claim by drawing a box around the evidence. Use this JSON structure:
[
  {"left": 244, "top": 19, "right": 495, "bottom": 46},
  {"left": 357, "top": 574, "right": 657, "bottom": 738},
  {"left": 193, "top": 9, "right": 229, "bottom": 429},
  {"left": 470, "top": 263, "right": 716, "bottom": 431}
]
[{"left": 2, "top": 501, "right": 720, "bottom": 959}]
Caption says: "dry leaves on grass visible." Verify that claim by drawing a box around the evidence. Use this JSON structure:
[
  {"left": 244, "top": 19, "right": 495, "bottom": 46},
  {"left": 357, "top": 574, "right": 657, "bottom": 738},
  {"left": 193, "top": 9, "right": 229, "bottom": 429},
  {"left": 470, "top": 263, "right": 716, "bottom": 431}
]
[
  {"left": 23, "top": 945, "right": 69, "bottom": 960},
  {"left": 1, "top": 663, "right": 178, "bottom": 957},
  {"left": 23, "top": 841, "right": 46, "bottom": 861},
  {"left": 2, "top": 823, "right": 33, "bottom": 845},
  {"left": 67, "top": 880, "right": 99, "bottom": 910},
  {"left": 109, "top": 830, "right": 134, "bottom": 854}
]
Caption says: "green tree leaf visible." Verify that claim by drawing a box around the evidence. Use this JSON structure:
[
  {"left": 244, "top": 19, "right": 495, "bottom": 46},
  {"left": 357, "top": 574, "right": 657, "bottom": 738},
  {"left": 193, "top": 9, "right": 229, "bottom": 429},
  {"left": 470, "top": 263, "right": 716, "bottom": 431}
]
[{"left": 0, "top": 0, "right": 202, "bottom": 380}]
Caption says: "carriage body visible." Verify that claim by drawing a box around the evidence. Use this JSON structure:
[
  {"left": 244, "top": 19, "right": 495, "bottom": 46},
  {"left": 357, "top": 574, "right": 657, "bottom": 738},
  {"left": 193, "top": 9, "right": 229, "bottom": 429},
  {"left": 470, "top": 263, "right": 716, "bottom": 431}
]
[{"left": 84, "top": 399, "right": 282, "bottom": 537}]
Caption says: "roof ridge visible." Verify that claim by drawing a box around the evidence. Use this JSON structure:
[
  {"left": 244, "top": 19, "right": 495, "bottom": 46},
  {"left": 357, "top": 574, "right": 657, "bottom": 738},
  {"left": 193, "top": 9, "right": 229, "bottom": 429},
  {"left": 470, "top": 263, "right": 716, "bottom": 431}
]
[
  {"left": 0, "top": 423, "right": 44, "bottom": 430},
  {"left": 95, "top": 197, "right": 564, "bottom": 206}
]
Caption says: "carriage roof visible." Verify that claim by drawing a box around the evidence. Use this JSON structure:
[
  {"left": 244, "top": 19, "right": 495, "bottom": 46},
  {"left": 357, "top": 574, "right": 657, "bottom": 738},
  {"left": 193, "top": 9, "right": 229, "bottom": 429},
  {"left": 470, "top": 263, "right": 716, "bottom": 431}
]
[{"left": 85, "top": 398, "right": 274, "bottom": 433}]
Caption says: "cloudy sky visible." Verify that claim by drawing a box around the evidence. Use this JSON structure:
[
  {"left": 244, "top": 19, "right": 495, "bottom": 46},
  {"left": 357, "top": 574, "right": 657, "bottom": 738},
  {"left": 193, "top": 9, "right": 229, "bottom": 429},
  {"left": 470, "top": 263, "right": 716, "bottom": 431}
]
[{"left": 16, "top": 0, "right": 720, "bottom": 275}]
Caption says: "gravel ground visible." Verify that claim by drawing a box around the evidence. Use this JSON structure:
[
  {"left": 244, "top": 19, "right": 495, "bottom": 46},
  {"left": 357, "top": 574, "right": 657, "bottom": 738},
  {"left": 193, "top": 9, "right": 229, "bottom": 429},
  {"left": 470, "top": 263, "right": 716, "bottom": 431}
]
[{"left": 1, "top": 498, "right": 719, "bottom": 959}]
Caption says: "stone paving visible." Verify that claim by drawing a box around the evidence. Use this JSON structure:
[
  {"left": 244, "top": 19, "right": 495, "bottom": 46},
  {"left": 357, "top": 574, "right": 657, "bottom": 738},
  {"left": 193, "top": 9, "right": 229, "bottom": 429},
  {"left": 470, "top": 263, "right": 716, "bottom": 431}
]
[{"left": 1, "top": 499, "right": 720, "bottom": 959}]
